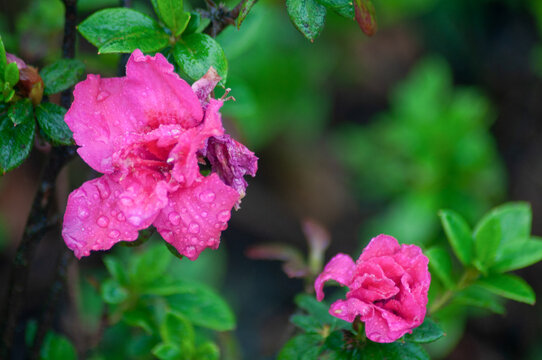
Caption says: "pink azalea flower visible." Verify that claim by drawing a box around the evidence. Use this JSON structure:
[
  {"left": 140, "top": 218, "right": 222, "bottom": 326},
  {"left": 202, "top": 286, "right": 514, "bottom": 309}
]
[
  {"left": 315, "top": 234, "right": 430, "bottom": 343},
  {"left": 62, "top": 49, "right": 257, "bottom": 260}
]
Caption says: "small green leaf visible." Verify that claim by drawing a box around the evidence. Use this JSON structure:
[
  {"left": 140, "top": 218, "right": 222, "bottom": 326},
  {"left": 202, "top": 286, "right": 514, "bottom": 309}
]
[
  {"left": 454, "top": 286, "right": 506, "bottom": 314},
  {"left": 364, "top": 341, "right": 429, "bottom": 360},
  {"left": 78, "top": 8, "right": 169, "bottom": 54},
  {"left": 129, "top": 244, "right": 172, "bottom": 286},
  {"left": 195, "top": 342, "right": 220, "bottom": 360},
  {"left": 489, "top": 202, "right": 531, "bottom": 245},
  {"left": 295, "top": 294, "right": 351, "bottom": 331},
  {"left": 100, "top": 278, "right": 129, "bottom": 304},
  {"left": 290, "top": 314, "right": 322, "bottom": 332},
  {"left": 173, "top": 33, "right": 228, "bottom": 84},
  {"left": 314, "top": 0, "right": 354, "bottom": 19},
  {"left": 491, "top": 237, "right": 542, "bottom": 273},
  {"left": 103, "top": 255, "right": 128, "bottom": 284},
  {"left": 8, "top": 99, "right": 33, "bottom": 126},
  {"left": 40, "top": 59, "right": 85, "bottom": 95},
  {"left": 183, "top": 12, "right": 201, "bottom": 35},
  {"left": 0, "top": 36, "right": 6, "bottom": 77},
  {"left": 236, "top": 0, "right": 257, "bottom": 29},
  {"left": 0, "top": 110, "right": 35, "bottom": 174},
  {"left": 160, "top": 311, "right": 194, "bottom": 356},
  {"left": 165, "top": 281, "right": 236, "bottom": 331},
  {"left": 277, "top": 333, "right": 323, "bottom": 360},
  {"left": 353, "top": 0, "right": 377, "bottom": 36},
  {"left": 123, "top": 308, "right": 155, "bottom": 334},
  {"left": 476, "top": 273, "right": 535, "bottom": 305},
  {"left": 157, "top": 0, "right": 191, "bottom": 36},
  {"left": 286, "top": 0, "right": 327, "bottom": 42},
  {"left": 439, "top": 209, "right": 473, "bottom": 265},
  {"left": 25, "top": 320, "right": 37, "bottom": 346},
  {"left": 41, "top": 332, "right": 77, "bottom": 360},
  {"left": 473, "top": 215, "right": 501, "bottom": 272},
  {"left": 405, "top": 317, "right": 444, "bottom": 343},
  {"left": 426, "top": 246, "right": 455, "bottom": 289},
  {"left": 5, "top": 62, "right": 19, "bottom": 87},
  {"left": 35, "top": 102, "right": 73, "bottom": 145},
  {"left": 152, "top": 343, "right": 183, "bottom": 360}
]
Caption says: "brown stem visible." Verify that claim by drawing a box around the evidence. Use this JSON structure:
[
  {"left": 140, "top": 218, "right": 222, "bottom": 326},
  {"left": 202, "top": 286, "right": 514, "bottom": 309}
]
[{"left": 203, "top": 0, "right": 258, "bottom": 38}]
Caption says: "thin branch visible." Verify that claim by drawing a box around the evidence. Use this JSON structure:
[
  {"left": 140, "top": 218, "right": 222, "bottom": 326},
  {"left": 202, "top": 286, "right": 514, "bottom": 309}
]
[{"left": 203, "top": 0, "right": 258, "bottom": 38}]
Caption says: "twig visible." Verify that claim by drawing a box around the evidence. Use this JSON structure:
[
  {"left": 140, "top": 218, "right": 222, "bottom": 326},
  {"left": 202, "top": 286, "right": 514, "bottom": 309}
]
[
  {"left": 203, "top": 0, "right": 258, "bottom": 38},
  {"left": 0, "top": 0, "right": 78, "bottom": 357}
]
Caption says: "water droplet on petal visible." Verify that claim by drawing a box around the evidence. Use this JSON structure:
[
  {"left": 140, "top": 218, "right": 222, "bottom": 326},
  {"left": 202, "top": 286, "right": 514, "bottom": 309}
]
[
  {"left": 217, "top": 210, "right": 230, "bottom": 222},
  {"left": 201, "top": 211, "right": 208, "bottom": 218},
  {"left": 97, "top": 90, "right": 110, "bottom": 102},
  {"left": 120, "top": 198, "right": 133, "bottom": 207},
  {"left": 168, "top": 212, "right": 181, "bottom": 226},
  {"left": 109, "top": 230, "right": 120, "bottom": 239},
  {"left": 78, "top": 206, "right": 90, "bottom": 219},
  {"left": 188, "top": 222, "right": 200, "bottom": 234},
  {"left": 128, "top": 216, "right": 142, "bottom": 226},
  {"left": 97, "top": 216, "right": 109, "bottom": 228},
  {"left": 116, "top": 212, "right": 126, "bottom": 222},
  {"left": 199, "top": 191, "right": 216, "bottom": 203}
]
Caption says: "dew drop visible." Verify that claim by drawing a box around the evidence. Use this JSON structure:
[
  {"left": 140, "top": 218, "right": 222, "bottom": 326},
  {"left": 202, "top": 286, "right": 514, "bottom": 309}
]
[
  {"left": 199, "top": 191, "right": 216, "bottom": 203},
  {"left": 120, "top": 198, "right": 133, "bottom": 206},
  {"left": 188, "top": 222, "right": 200, "bottom": 234},
  {"left": 201, "top": 211, "right": 208, "bottom": 218},
  {"left": 116, "top": 212, "right": 126, "bottom": 221},
  {"left": 128, "top": 216, "right": 142, "bottom": 226},
  {"left": 168, "top": 212, "right": 181, "bottom": 226},
  {"left": 217, "top": 210, "right": 230, "bottom": 222},
  {"left": 97, "top": 216, "right": 109, "bottom": 228},
  {"left": 108, "top": 230, "right": 120, "bottom": 239},
  {"left": 96, "top": 90, "right": 110, "bottom": 102},
  {"left": 78, "top": 207, "right": 90, "bottom": 219}
]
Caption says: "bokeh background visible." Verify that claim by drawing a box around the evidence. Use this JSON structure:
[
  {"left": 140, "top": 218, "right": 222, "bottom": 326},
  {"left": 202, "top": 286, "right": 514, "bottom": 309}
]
[{"left": 1, "top": 0, "right": 542, "bottom": 358}]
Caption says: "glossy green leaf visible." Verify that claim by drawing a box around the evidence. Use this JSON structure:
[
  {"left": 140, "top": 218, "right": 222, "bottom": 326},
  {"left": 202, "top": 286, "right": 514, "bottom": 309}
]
[
  {"left": 8, "top": 99, "right": 33, "bottom": 126},
  {"left": 160, "top": 311, "right": 194, "bottom": 355},
  {"left": 426, "top": 246, "right": 455, "bottom": 289},
  {"left": 488, "top": 202, "right": 531, "bottom": 245},
  {"left": 315, "top": 0, "right": 354, "bottom": 19},
  {"left": 195, "top": 342, "right": 220, "bottom": 360},
  {"left": 0, "top": 36, "right": 6, "bottom": 77},
  {"left": 290, "top": 314, "right": 321, "bottom": 332},
  {"left": 183, "top": 12, "right": 201, "bottom": 35},
  {"left": 165, "top": 281, "right": 236, "bottom": 331},
  {"left": 236, "top": 0, "right": 257, "bottom": 29},
  {"left": 286, "top": 0, "right": 327, "bottom": 42},
  {"left": 78, "top": 8, "right": 169, "bottom": 53},
  {"left": 0, "top": 110, "right": 35, "bottom": 174},
  {"left": 123, "top": 308, "right": 155, "bottom": 334},
  {"left": 363, "top": 341, "right": 428, "bottom": 360},
  {"left": 103, "top": 255, "right": 128, "bottom": 285},
  {"left": 5, "top": 62, "right": 19, "bottom": 87},
  {"left": 476, "top": 273, "right": 535, "bottom": 305},
  {"left": 404, "top": 317, "right": 444, "bottom": 343},
  {"left": 157, "top": 0, "right": 191, "bottom": 36},
  {"left": 491, "top": 237, "right": 542, "bottom": 273},
  {"left": 40, "top": 59, "right": 85, "bottom": 95},
  {"left": 454, "top": 286, "right": 506, "bottom": 314},
  {"left": 473, "top": 215, "right": 501, "bottom": 272},
  {"left": 277, "top": 333, "right": 323, "bottom": 360},
  {"left": 295, "top": 294, "right": 351, "bottom": 331},
  {"left": 100, "top": 278, "right": 129, "bottom": 304},
  {"left": 152, "top": 343, "right": 183, "bottom": 360},
  {"left": 173, "top": 33, "right": 228, "bottom": 84},
  {"left": 35, "top": 102, "right": 73, "bottom": 145},
  {"left": 129, "top": 244, "right": 171, "bottom": 286},
  {"left": 353, "top": 0, "right": 377, "bottom": 36},
  {"left": 41, "top": 332, "right": 77, "bottom": 360},
  {"left": 439, "top": 209, "right": 473, "bottom": 265}
]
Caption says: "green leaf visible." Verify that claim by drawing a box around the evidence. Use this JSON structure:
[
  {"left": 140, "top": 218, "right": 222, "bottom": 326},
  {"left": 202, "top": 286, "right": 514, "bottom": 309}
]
[
  {"left": 277, "top": 333, "right": 323, "bottom": 360},
  {"left": 173, "top": 33, "right": 228, "bottom": 84},
  {"left": 454, "top": 286, "right": 506, "bottom": 314},
  {"left": 41, "top": 332, "right": 77, "bottom": 360},
  {"left": 100, "top": 278, "right": 129, "bottom": 304},
  {"left": 129, "top": 244, "right": 172, "bottom": 286},
  {"left": 404, "top": 317, "right": 444, "bottom": 343},
  {"left": 295, "top": 294, "right": 351, "bottom": 331},
  {"left": 476, "top": 273, "right": 535, "bottom": 305},
  {"left": 123, "top": 308, "right": 155, "bottom": 334},
  {"left": 353, "top": 0, "right": 377, "bottom": 36},
  {"left": 194, "top": 342, "right": 220, "bottom": 360},
  {"left": 183, "top": 12, "right": 201, "bottom": 35},
  {"left": 35, "top": 102, "right": 73, "bottom": 145},
  {"left": 103, "top": 255, "right": 128, "bottom": 285},
  {"left": 160, "top": 311, "right": 194, "bottom": 356},
  {"left": 40, "top": 59, "right": 85, "bottom": 95},
  {"left": 157, "top": 0, "right": 191, "bottom": 36},
  {"left": 0, "top": 110, "right": 35, "bottom": 174},
  {"left": 363, "top": 341, "right": 429, "bottom": 360},
  {"left": 78, "top": 8, "right": 169, "bottom": 54},
  {"left": 0, "top": 36, "right": 6, "bottom": 77},
  {"left": 314, "top": 0, "right": 354, "bottom": 19},
  {"left": 426, "top": 246, "right": 455, "bottom": 289},
  {"left": 152, "top": 343, "right": 183, "bottom": 360},
  {"left": 165, "top": 281, "right": 236, "bottom": 331},
  {"left": 286, "top": 0, "right": 327, "bottom": 42},
  {"left": 439, "top": 209, "right": 473, "bottom": 266},
  {"left": 473, "top": 214, "right": 501, "bottom": 272},
  {"left": 491, "top": 237, "right": 542, "bottom": 273},
  {"left": 489, "top": 202, "right": 532, "bottom": 245},
  {"left": 5, "top": 62, "right": 19, "bottom": 87},
  {"left": 290, "top": 314, "right": 322, "bottom": 332},
  {"left": 236, "top": 0, "right": 257, "bottom": 29},
  {"left": 8, "top": 99, "right": 33, "bottom": 126}
]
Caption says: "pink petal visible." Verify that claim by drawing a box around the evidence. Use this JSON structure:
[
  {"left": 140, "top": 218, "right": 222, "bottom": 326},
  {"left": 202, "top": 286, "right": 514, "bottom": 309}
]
[
  {"left": 153, "top": 173, "right": 239, "bottom": 260},
  {"left": 315, "top": 253, "right": 355, "bottom": 301},
  {"left": 358, "top": 234, "right": 401, "bottom": 262},
  {"left": 364, "top": 309, "right": 402, "bottom": 343},
  {"left": 62, "top": 175, "right": 144, "bottom": 258},
  {"left": 329, "top": 298, "right": 373, "bottom": 323},
  {"left": 191, "top": 67, "right": 221, "bottom": 110}
]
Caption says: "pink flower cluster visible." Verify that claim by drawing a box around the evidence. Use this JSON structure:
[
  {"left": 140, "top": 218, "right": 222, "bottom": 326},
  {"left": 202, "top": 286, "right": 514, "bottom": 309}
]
[
  {"left": 62, "top": 50, "right": 257, "bottom": 260},
  {"left": 315, "top": 235, "right": 430, "bottom": 343}
]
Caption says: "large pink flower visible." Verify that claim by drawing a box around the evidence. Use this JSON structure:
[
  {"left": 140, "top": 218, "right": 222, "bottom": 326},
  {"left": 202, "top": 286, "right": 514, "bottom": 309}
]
[
  {"left": 62, "top": 50, "right": 257, "bottom": 260},
  {"left": 315, "top": 234, "right": 430, "bottom": 343}
]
